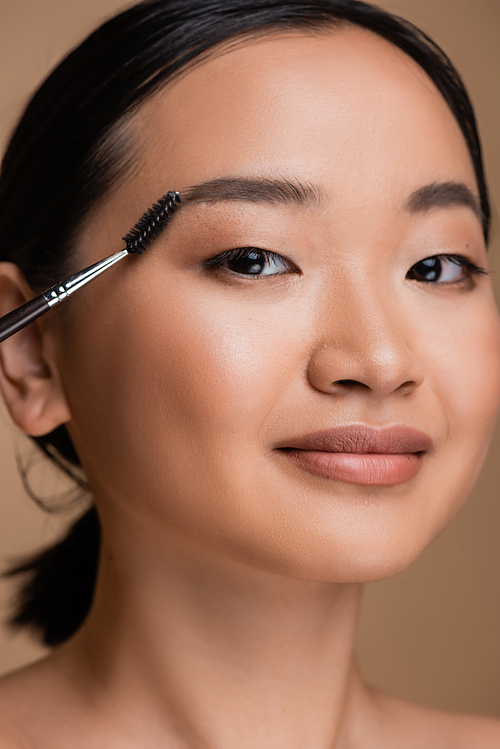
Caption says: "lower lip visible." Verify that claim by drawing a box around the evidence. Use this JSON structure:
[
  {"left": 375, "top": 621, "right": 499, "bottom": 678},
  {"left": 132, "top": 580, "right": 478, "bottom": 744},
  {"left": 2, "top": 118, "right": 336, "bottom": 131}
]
[{"left": 281, "top": 450, "right": 424, "bottom": 486}]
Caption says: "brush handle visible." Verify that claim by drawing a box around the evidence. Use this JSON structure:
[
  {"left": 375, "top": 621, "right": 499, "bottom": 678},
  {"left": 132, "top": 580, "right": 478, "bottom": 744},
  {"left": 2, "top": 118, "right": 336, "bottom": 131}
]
[
  {"left": 0, "top": 249, "right": 128, "bottom": 344},
  {"left": 0, "top": 295, "right": 50, "bottom": 343}
]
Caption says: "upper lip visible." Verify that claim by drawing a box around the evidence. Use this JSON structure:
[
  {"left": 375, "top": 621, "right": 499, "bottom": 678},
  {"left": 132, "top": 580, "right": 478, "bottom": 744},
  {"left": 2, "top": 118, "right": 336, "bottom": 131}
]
[{"left": 278, "top": 424, "right": 433, "bottom": 454}]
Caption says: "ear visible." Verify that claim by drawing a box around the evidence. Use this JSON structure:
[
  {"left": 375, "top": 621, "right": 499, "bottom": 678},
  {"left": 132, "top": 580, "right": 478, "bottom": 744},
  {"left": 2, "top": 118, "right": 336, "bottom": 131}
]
[{"left": 0, "top": 263, "right": 71, "bottom": 436}]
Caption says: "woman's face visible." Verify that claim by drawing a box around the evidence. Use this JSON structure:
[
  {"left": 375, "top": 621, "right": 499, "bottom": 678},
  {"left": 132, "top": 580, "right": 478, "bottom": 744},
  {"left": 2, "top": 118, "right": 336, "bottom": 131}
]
[{"left": 57, "top": 27, "right": 500, "bottom": 581}]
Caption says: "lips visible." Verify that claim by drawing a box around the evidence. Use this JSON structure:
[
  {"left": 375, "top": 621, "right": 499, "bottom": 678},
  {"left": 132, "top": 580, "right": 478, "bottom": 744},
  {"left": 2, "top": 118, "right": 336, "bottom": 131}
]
[{"left": 277, "top": 424, "right": 432, "bottom": 486}]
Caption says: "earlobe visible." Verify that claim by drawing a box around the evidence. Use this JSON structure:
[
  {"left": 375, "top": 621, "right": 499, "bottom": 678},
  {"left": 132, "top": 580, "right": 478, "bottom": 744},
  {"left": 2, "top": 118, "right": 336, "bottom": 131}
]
[{"left": 0, "top": 262, "right": 71, "bottom": 436}]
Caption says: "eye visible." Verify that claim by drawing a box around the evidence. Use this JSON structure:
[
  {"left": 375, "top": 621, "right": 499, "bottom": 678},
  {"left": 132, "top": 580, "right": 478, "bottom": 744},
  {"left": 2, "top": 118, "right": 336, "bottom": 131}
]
[
  {"left": 204, "top": 247, "right": 295, "bottom": 277},
  {"left": 406, "top": 254, "right": 488, "bottom": 284}
]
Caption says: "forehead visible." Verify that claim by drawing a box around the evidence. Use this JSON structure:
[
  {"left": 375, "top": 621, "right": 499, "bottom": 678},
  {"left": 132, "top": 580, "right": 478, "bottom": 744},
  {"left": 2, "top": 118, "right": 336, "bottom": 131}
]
[{"left": 130, "top": 26, "right": 476, "bottom": 205}]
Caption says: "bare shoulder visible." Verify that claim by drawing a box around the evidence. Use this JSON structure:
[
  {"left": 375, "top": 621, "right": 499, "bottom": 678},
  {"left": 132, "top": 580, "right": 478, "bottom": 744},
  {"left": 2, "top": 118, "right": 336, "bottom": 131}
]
[{"left": 372, "top": 688, "right": 500, "bottom": 748}]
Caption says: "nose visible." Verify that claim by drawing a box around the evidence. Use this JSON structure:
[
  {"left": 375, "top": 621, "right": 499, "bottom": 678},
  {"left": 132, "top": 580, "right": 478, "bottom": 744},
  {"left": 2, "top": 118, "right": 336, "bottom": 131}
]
[{"left": 306, "top": 288, "right": 425, "bottom": 398}]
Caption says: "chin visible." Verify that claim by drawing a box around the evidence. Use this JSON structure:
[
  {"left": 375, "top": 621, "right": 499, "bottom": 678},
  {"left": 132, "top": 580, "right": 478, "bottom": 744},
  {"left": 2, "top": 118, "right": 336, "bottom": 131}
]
[
  {"left": 302, "top": 545, "right": 429, "bottom": 584},
  {"left": 213, "top": 515, "right": 437, "bottom": 586}
]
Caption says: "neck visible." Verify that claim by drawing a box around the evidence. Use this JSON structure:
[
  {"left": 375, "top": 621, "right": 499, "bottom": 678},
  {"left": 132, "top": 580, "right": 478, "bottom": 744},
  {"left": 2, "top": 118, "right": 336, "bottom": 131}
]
[{"left": 66, "top": 511, "right": 367, "bottom": 749}]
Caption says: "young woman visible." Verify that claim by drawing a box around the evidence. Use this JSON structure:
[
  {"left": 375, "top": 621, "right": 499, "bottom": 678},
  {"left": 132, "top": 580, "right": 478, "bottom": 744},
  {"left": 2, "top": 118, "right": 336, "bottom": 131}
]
[{"left": 0, "top": 1, "right": 499, "bottom": 746}]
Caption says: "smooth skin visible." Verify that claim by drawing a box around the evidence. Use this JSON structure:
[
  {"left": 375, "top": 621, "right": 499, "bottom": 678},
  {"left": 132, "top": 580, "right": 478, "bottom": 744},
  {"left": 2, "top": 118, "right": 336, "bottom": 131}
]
[{"left": 0, "top": 26, "right": 500, "bottom": 748}]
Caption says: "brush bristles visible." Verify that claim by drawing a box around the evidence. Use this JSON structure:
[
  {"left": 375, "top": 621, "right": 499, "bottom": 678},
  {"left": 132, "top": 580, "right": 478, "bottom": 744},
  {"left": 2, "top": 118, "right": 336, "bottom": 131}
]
[{"left": 123, "top": 191, "right": 181, "bottom": 254}]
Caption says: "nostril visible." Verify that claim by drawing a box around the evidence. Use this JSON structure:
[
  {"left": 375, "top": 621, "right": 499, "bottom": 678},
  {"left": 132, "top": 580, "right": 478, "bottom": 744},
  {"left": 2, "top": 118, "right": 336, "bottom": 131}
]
[
  {"left": 335, "top": 379, "right": 369, "bottom": 388},
  {"left": 397, "top": 379, "right": 418, "bottom": 393}
]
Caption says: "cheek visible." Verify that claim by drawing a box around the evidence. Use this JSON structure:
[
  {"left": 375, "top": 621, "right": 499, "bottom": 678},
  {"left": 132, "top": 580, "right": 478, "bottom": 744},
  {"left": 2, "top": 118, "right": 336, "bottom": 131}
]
[
  {"left": 133, "top": 287, "right": 301, "bottom": 432},
  {"left": 418, "top": 294, "right": 500, "bottom": 526},
  {"left": 453, "top": 313, "right": 500, "bottom": 473},
  {"left": 432, "top": 297, "right": 500, "bottom": 440},
  {"left": 63, "top": 279, "right": 307, "bottom": 513}
]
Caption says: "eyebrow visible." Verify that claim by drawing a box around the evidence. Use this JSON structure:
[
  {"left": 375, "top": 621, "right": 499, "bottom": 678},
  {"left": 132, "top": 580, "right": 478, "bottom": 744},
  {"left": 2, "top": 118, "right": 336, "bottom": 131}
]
[
  {"left": 181, "top": 177, "right": 483, "bottom": 226},
  {"left": 405, "top": 181, "right": 483, "bottom": 222},
  {"left": 182, "top": 177, "right": 325, "bottom": 209}
]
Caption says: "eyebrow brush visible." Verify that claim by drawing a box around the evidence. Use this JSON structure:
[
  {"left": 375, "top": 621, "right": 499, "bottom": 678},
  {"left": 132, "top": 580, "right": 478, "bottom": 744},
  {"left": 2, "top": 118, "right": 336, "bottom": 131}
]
[{"left": 0, "top": 191, "right": 181, "bottom": 344}]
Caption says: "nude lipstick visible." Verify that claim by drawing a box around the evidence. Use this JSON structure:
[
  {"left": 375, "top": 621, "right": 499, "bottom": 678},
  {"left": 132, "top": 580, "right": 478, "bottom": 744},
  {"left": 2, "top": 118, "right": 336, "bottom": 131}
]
[{"left": 278, "top": 424, "right": 432, "bottom": 486}]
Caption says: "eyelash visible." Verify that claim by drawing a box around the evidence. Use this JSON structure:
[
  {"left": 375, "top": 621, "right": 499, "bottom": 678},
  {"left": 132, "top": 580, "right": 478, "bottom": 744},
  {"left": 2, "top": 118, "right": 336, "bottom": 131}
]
[
  {"left": 203, "top": 247, "right": 488, "bottom": 284},
  {"left": 405, "top": 254, "right": 488, "bottom": 284},
  {"left": 203, "top": 247, "right": 296, "bottom": 277}
]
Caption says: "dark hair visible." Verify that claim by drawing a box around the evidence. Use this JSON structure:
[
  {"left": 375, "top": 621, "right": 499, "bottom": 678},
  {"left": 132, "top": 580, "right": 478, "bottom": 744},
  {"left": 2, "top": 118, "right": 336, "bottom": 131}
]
[{"left": 0, "top": 0, "right": 490, "bottom": 646}]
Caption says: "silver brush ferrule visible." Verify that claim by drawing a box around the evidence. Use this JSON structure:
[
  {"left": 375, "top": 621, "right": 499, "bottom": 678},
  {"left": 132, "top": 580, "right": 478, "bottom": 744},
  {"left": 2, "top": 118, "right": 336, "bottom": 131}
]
[{"left": 43, "top": 249, "right": 129, "bottom": 307}]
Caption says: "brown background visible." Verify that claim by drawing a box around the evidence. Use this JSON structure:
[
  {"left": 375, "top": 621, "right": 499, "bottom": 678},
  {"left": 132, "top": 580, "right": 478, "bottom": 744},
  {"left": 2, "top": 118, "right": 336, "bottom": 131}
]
[{"left": 0, "top": 0, "right": 499, "bottom": 717}]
